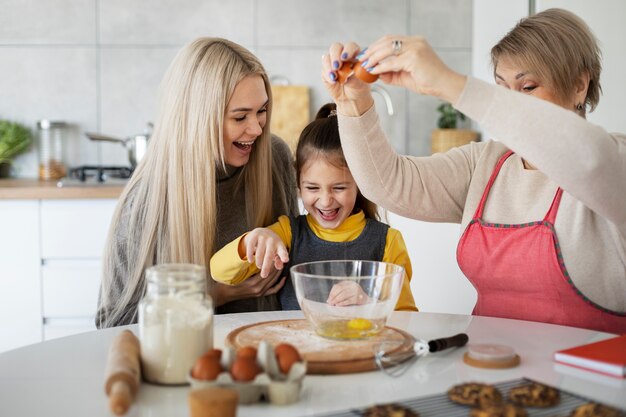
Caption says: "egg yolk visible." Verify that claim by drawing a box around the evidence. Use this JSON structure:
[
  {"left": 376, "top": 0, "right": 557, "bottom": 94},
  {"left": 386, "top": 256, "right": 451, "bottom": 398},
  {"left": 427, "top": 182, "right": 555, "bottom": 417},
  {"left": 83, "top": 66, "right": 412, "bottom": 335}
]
[{"left": 347, "top": 318, "right": 373, "bottom": 331}]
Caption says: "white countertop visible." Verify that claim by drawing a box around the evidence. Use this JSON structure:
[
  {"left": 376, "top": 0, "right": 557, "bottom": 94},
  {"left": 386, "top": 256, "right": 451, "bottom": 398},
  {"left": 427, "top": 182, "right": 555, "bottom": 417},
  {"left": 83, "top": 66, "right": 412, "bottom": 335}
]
[{"left": 0, "top": 311, "right": 624, "bottom": 416}]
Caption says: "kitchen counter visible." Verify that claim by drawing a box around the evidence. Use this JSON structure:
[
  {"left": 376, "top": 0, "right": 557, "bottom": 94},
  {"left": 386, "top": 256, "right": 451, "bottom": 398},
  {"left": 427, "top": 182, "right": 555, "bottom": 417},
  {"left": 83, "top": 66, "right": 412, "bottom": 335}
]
[{"left": 0, "top": 178, "right": 125, "bottom": 199}]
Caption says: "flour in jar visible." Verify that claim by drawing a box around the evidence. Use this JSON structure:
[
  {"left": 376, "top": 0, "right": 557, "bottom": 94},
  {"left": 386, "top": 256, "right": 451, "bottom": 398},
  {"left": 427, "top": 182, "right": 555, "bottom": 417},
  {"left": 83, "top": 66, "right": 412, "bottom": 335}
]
[{"left": 140, "top": 296, "right": 213, "bottom": 384}]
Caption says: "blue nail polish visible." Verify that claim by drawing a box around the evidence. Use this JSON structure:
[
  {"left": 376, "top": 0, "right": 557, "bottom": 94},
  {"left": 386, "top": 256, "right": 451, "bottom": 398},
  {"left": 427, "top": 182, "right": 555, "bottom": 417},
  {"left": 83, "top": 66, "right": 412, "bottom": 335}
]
[
  {"left": 367, "top": 66, "right": 375, "bottom": 73},
  {"left": 329, "top": 72, "right": 336, "bottom": 81},
  {"left": 360, "top": 59, "right": 369, "bottom": 68},
  {"left": 356, "top": 48, "right": 368, "bottom": 60},
  {"left": 332, "top": 60, "right": 339, "bottom": 69},
  {"left": 341, "top": 52, "right": 348, "bottom": 59}
]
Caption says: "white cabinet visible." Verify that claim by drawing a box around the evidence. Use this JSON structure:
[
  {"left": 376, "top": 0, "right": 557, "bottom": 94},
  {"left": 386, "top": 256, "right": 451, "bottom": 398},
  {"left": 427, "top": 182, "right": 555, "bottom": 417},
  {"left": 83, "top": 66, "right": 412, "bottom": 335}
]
[
  {"left": 387, "top": 213, "right": 477, "bottom": 314},
  {"left": 0, "top": 201, "right": 42, "bottom": 353},
  {"left": 40, "top": 199, "right": 117, "bottom": 340},
  {"left": 0, "top": 198, "right": 117, "bottom": 353}
]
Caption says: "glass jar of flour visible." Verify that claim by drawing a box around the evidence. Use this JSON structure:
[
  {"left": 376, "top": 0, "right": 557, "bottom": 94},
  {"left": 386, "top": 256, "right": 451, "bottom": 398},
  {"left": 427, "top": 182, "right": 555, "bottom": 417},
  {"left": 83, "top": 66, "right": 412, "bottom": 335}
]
[{"left": 139, "top": 263, "right": 213, "bottom": 385}]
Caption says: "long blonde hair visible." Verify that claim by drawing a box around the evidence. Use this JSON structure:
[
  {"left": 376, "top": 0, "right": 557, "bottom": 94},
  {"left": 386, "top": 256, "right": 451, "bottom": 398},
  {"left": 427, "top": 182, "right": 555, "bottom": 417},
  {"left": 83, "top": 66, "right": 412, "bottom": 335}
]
[{"left": 99, "top": 38, "right": 280, "bottom": 327}]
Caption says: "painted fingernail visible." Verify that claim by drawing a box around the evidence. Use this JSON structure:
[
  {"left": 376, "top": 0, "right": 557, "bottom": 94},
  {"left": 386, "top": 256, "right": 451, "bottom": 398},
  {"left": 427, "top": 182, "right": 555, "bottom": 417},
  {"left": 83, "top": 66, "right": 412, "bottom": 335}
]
[
  {"left": 329, "top": 71, "right": 337, "bottom": 81},
  {"left": 360, "top": 59, "right": 369, "bottom": 68},
  {"left": 366, "top": 66, "right": 375, "bottom": 73},
  {"left": 332, "top": 60, "right": 340, "bottom": 69},
  {"left": 341, "top": 52, "right": 348, "bottom": 59},
  {"left": 356, "top": 48, "right": 368, "bottom": 60}
]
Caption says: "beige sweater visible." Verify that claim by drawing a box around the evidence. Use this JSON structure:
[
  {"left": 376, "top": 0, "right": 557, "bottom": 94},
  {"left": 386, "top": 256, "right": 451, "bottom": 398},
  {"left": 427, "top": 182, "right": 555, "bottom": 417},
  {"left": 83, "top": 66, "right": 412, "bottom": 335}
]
[{"left": 338, "top": 77, "right": 626, "bottom": 313}]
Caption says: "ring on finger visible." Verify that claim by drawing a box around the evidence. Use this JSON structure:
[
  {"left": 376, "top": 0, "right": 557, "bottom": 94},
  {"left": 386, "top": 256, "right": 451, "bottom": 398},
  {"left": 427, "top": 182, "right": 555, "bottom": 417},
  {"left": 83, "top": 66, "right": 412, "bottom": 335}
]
[{"left": 392, "top": 39, "right": 402, "bottom": 55}]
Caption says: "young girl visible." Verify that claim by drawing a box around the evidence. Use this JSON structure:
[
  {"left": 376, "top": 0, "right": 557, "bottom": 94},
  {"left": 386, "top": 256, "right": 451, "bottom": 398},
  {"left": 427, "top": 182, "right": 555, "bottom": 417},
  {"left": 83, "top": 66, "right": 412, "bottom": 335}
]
[{"left": 210, "top": 103, "right": 416, "bottom": 311}]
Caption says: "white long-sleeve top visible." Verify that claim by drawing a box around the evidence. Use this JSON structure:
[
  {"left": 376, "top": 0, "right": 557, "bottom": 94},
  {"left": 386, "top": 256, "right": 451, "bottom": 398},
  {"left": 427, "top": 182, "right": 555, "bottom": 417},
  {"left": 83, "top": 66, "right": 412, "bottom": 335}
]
[{"left": 338, "top": 77, "right": 626, "bottom": 312}]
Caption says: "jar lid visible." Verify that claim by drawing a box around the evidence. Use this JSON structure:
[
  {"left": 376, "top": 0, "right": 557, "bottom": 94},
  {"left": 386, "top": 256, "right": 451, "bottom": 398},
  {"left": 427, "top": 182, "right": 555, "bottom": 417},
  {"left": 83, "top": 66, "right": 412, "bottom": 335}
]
[{"left": 37, "top": 120, "right": 68, "bottom": 129}]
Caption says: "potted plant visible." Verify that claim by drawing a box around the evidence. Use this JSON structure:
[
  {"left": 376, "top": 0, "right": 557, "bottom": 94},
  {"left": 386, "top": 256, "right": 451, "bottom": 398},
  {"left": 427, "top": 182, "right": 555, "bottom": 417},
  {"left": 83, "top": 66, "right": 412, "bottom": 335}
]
[
  {"left": 0, "top": 119, "right": 33, "bottom": 178},
  {"left": 431, "top": 103, "right": 479, "bottom": 154}
]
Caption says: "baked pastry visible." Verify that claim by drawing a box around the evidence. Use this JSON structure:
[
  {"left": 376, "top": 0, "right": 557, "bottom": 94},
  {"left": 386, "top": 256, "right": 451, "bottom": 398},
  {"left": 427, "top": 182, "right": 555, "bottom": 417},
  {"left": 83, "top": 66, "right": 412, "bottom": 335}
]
[
  {"left": 362, "top": 403, "right": 419, "bottom": 417},
  {"left": 447, "top": 382, "right": 503, "bottom": 407},
  {"left": 507, "top": 382, "right": 560, "bottom": 407},
  {"left": 570, "top": 403, "right": 625, "bottom": 417},
  {"left": 470, "top": 403, "right": 528, "bottom": 417}
]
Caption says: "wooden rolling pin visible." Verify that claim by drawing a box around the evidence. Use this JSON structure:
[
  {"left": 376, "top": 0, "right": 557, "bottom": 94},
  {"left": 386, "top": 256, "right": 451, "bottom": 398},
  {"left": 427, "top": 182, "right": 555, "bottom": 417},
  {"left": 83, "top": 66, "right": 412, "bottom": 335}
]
[{"left": 104, "top": 330, "right": 141, "bottom": 415}]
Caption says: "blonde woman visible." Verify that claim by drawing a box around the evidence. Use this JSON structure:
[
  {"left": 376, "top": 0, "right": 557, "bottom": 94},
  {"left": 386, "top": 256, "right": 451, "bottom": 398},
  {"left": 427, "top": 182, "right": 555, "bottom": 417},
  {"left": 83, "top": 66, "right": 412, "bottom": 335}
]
[
  {"left": 323, "top": 9, "right": 626, "bottom": 333},
  {"left": 96, "top": 38, "right": 298, "bottom": 328}
]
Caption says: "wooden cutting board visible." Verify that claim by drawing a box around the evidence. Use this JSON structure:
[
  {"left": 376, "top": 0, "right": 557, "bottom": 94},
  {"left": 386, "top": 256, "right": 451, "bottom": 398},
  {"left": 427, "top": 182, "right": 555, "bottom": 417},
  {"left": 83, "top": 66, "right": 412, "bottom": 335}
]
[
  {"left": 226, "top": 319, "right": 414, "bottom": 375},
  {"left": 270, "top": 85, "right": 310, "bottom": 154}
]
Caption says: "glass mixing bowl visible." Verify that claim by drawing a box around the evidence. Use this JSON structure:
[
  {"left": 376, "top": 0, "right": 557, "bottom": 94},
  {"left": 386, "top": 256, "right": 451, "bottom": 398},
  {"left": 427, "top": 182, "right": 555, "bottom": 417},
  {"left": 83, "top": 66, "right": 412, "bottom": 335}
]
[{"left": 290, "top": 260, "right": 404, "bottom": 340}]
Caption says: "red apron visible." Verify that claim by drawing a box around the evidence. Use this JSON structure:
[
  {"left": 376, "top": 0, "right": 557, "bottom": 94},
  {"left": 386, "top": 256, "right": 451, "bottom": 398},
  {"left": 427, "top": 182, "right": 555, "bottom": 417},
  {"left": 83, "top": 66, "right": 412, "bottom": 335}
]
[{"left": 457, "top": 151, "right": 626, "bottom": 334}]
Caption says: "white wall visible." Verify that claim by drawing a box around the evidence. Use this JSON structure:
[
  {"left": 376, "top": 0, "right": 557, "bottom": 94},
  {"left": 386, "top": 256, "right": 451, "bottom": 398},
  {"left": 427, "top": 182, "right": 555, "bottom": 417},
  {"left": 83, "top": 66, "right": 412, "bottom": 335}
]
[{"left": 1, "top": 0, "right": 474, "bottom": 179}]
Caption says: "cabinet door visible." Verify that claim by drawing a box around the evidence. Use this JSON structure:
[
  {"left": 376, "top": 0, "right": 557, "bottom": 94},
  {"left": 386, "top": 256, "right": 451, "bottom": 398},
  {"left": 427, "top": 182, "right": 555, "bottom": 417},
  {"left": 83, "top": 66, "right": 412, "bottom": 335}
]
[
  {"left": 40, "top": 199, "right": 117, "bottom": 259},
  {"left": 42, "top": 259, "right": 101, "bottom": 318},
  {"left": 0, "top": 200, "right": 42, "bottom": 353}
]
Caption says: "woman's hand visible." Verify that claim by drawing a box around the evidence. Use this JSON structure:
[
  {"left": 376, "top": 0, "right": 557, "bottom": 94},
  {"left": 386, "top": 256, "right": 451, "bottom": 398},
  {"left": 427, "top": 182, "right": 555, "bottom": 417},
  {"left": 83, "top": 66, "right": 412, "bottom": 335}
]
[
  {"left": 357, "top": 35, "right": 466, "bottom": 103},
  {"left": 212, "top": 268, "right": 286, "bottom": 306},
  {"left": 243, "top": 228, "right": 289, "bottom": 278},
  {"left": 322, "top": 41, "right": 375, "bottom": 117},
  {"left": 327, "top": 280, "right": 372, "bottom": 306}
]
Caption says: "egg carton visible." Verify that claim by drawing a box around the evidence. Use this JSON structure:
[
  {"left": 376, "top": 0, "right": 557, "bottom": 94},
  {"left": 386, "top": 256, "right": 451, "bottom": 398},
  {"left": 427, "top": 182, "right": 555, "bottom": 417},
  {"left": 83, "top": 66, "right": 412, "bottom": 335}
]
[{"left": 188, "top": 340, "right": 306, "bottom": 405}]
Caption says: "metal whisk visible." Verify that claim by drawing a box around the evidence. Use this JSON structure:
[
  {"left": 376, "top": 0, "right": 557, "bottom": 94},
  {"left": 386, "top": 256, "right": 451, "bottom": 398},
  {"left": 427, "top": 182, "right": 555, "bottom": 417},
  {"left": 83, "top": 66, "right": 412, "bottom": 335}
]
[{"left": 375, "top": 333, "right": 469, "bottom": 377}]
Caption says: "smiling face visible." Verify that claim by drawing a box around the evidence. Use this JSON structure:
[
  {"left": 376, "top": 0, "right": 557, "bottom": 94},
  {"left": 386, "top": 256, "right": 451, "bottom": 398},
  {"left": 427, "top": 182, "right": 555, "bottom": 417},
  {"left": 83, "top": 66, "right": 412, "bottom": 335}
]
[
  {"left": 223, "top": 74, "right": 269, "bottom": 167},
  {"left": 494, "top": 56, "right": 576, "bottom": 109},
  {"left": 299, "top": 155, "right": 358, "bottom": 229}
]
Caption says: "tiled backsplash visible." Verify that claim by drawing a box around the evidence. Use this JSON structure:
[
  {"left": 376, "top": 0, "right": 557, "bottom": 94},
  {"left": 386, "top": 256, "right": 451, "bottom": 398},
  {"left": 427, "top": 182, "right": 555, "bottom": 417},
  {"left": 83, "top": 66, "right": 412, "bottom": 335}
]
[{"left": 0, "top": 0, "right": 472, "bottom": 178}]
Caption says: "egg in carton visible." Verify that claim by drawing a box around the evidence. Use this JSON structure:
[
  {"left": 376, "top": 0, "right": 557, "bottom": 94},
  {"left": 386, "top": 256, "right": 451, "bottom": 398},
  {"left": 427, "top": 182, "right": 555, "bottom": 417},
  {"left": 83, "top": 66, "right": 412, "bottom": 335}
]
[{"left": 188, "top": 340, "right": 306, "bottom": 405}]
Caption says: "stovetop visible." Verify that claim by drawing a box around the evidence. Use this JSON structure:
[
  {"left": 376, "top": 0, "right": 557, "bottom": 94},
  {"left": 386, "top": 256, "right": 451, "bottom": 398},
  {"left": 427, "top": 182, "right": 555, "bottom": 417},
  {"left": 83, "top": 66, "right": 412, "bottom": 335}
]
[{"left": 56, "top": 165, "right": 133, "bottom": 187}]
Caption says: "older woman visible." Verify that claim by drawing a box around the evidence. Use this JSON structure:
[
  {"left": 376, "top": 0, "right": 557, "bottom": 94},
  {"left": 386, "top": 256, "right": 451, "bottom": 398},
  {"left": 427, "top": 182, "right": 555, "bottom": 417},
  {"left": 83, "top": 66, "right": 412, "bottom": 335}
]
[
  {"left": 323, "top": 8, "right": 626, "bottom": 333},
  {"left": 97, "top": 38, "right": 298, "bottom": 327}
]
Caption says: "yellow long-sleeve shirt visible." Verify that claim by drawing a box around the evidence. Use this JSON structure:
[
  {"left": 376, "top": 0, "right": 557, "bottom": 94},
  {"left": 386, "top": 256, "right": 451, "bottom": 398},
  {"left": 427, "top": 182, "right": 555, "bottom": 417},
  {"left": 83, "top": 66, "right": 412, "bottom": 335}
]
[{"left": 210, "top": 211, "right": 417, "bottom": 311}]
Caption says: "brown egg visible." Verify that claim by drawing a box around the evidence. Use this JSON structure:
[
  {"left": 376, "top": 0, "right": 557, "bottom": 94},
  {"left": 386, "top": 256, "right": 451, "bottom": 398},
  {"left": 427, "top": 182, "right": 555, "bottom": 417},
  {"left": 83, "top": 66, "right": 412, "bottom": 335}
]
[
  {"left": 230, "top": 357, "right": 262, "bottom": 382},
  {"left": 191, "top": 355, "right": 223, "bottom": 380},
  {"left": 336, "top": 61, "right": 355, "bottom": 84},
  {"left": 354, "top": 63, "right": 379, "bottom": 83},
  {"left": 274, "top": 343, "right": 302, "bottom": 374},
  {"left": 203, "top": 348, "right": 222, "bottom": 360},
  {"left": 236, "top": 346, "right": 258, "bottom": 360}
]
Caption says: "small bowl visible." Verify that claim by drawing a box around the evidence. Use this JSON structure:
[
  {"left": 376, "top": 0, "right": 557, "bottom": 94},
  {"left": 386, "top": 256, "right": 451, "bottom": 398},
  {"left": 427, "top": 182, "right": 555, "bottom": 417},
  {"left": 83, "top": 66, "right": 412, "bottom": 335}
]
[{"left": 290, "top": 260, "right": 404, "bottom": 340}]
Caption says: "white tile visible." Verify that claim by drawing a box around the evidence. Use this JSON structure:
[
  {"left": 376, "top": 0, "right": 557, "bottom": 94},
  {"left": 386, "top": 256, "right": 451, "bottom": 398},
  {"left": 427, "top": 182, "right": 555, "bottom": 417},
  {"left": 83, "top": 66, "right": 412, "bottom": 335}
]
[
  {"left": 99, "top": 0, "right": 254, "bottom": 46},
  {"left": 0, "top": 47, "right": 98, "bottom": 177},
  {"left": 0, "top": 0, "right": 95, "bottom": 44},
  {"left": 410, "top": 0, "right": 473, "bottom": 48},
  {"left": 99, "top": 47, "right": 179, "bottom": 166},
  {"left": 257, "top": 0, "right": 407, "bottom": 47}
]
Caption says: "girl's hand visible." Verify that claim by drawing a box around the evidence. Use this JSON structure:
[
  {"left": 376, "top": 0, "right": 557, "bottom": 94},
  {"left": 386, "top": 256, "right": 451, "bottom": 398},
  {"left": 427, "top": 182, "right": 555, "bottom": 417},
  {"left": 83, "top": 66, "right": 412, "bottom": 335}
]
[
  {"left": 327, "top": 280, "right": 372, "bottom": 306},
  {"left": 322, "top": 42, "right": 374, "bottom": 117},
  {"left": 243, "top": 228, "right": 289, "bottom": 278},
  {"left": 213, "top": 268, "right": 286, "bottom": 306},
  {"left": 356, "top": 35, "right": 466, "bottom": 103}
]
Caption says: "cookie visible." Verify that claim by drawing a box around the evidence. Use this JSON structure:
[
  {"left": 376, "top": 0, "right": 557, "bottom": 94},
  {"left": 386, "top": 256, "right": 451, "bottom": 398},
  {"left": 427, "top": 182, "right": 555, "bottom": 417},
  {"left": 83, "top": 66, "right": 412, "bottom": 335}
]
[
  {"left": 362, "top": 403, "right": 419, "bottom": 417},
  {"left": 570, "top": 403, "right": 625, "bottom": 417},
  {"left": 508, "top": 382, "right": 560, "bottom": 407},
  {"left": 470, "top": 403, "right": 528, "bottom": 417},
  {"left": 447, "top": 382, "right": 503, "bottom": 407}
]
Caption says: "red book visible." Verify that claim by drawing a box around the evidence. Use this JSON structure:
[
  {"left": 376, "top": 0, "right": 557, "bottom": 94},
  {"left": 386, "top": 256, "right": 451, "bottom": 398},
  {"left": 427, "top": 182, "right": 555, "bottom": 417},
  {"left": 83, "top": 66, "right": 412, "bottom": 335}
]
[{"left": 554, "top": 334, "right": 626, "bottom": 379}]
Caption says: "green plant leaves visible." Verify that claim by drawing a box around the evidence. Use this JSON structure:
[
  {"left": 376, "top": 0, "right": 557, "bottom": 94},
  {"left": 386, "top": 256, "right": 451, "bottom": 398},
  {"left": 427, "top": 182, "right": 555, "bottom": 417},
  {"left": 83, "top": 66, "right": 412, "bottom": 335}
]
[
  {"left": 0, "top": 120, "right": 33, "bottom": 163},
  {"left": 436, "top": 103, "right": 466, "bottom": 129}
]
